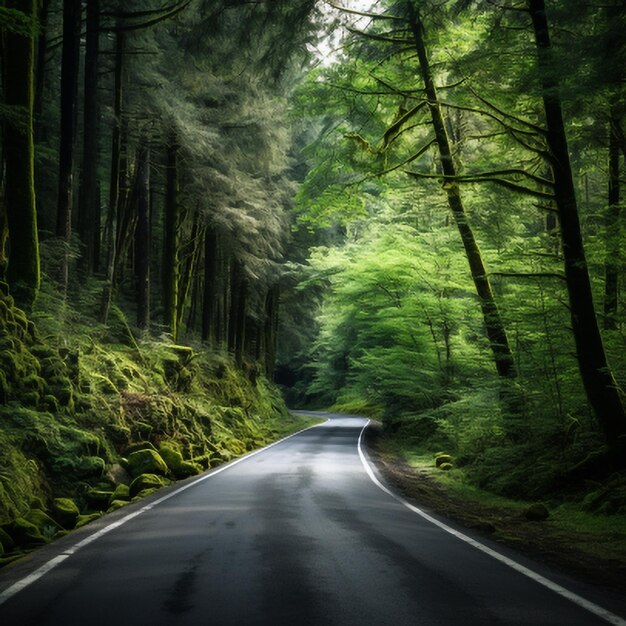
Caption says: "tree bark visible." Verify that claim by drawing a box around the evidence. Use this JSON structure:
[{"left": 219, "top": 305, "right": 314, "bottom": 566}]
[
  {"left": 529, "top": 0, "right": 626, "bottom": 445},
  {"left": 228, "top": 258, "right": 247, "bottom": 364},
  {"left": 163, "top": 135, "right": 180, "bottom": 339},
  {"left": 603, "top": 104, "right": 621, "bottom": 330},
  {"left": 34, "top": 0, "right": 50, "bottom": 143},
  {"left": 263, "top": 285, "right": 279, "bottom": 378},
  {"left": 78, "top": 0, "right": 101, "bottom": 274},
  {"left": 135, "top": 140, "right": 151, "bottom": 331},
  {"left": 100, "top": 25, "right": 125, "bottom": 323},
  {"left": 3, "top": 0, "right": 40, "bottom": 308},
  {"left": 406, "top": 3, "right": 517, "bottom": 380},
  {"left": 56, "top": 0, "right": 82, "bottom": 291},
  {"left": 202, "top": 227, "right": 218, "bottom": 344}
]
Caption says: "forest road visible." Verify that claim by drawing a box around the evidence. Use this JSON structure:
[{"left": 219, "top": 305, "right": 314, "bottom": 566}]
[{"left": 1, "top": 413, "right": 625, "bottom": 626}]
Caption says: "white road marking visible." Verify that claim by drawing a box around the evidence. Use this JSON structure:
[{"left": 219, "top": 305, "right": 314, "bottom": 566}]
[
  {"left": 356, "top": 420, "right": 626, "bottom": 626},
  {"left": 0, "top": 420, "right": 326, "bottom": 606}
]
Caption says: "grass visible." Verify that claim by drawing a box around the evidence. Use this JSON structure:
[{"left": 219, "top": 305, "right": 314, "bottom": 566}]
[{"left": 370, "top": 427, "right": 626, "bottom": 593}]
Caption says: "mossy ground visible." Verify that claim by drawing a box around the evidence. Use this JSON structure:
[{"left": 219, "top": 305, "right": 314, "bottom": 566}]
[
  {"left": 367, "top": 424, "right": 626, "bottom": 593},
  {"left": 0, "top": 283, "right": 317, "bottom": 566}
]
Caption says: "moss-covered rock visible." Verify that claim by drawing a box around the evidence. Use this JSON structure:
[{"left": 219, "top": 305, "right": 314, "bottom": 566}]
[
  {"left": 127, "top": 449, "right": 168, "bottom": 477},
  {"left": 51, "top": 498, "right": 80, "bottom": 529},
  {"left": 126, "top": 441, "right": 157, "bottom": 455},
  {"left": 25, "top": 509, "right": 62, "bottom": 538},
  {"left": 7, "top": 518, "right": 47, "bottom": 546},
  {"left": 132, "top": 488, "right": 160, "bottom": 501},
  {"left": 159, "top": 443, "right": 201, "bottom": 479},
  {"left": 106, "top": 500, "right": 128, "bottom": 513},
  {"left": 435, "top": 454, "right": 454, "bottom": 468},
  {"left": 110, "top": 484, "right": 130, "bottom": 503},
  {"left": 438, "top": 462, "right": 454, "bottom": 471},
  {"left": 76, "top": 513, "right": 101, "bottom": 529},
  {"left": 129, "top": 473, "right": 167, "bottom": 498},
  {"left": 85, "top": 489, "right": 114, "bottom": 510},
  {"left": 193, "top": 454, "right": 212, "bottom": 470}
]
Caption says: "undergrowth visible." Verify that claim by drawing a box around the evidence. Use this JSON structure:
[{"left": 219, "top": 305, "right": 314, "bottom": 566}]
[{"left": 0, "top": 278, "right": 313, "bottom": 565}]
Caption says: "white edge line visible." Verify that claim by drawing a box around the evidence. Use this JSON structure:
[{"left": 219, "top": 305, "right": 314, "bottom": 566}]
[
  {"left": 356, "top": 420, "right": 626, "bottom": 626},
  {"left": 0, "top": 419, "right": 327, "bottom": 607}
]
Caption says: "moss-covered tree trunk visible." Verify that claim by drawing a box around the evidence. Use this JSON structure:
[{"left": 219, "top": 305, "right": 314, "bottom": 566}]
[
  {"left": 163, "top": 135, "right": 180, "bottom": 340},
  {"left": 3, "top": 0, "right": 40, "bottom": 309},
  {"left": 406, "top": 3, "right": 517, "bottom": 381},
  {"left": 529, "top": 0, "right": 626, "bottom": 446}
]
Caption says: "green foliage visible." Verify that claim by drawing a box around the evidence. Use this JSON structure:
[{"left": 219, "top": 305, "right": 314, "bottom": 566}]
[{"left": 0, "top": 286, "right": 314, "bottom": 565}]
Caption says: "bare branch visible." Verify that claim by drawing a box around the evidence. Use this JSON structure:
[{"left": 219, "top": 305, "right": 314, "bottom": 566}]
[
  {"left": 326, "top": 2, "right": 404, "bottom": 22},
  {"left": 346, "top": 26, "right": 410, "bottom": 44}
]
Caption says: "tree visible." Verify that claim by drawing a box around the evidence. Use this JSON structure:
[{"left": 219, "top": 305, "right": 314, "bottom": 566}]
[
  {"left": 2, "top": 0, "right": 40, "bottom": 308},
  {"left": 404, "top": 2, "right": 517, "bottom": 381},
  {"left": 78, "top": 0, "right": 101, "bottom": 274},
  {"left": 56, "top": 0, "right": 82, "bottom": 292},
  {"left": 528, "top": 0, "right": 626, "bottom": 447}
]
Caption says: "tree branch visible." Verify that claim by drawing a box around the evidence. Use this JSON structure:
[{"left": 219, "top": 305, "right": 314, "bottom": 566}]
[
  {"left": 490, "top": 272, "right": 566, "bottom": 281},
  {"left": 326, "top": 2, "right": 404, "bottom": 22}
]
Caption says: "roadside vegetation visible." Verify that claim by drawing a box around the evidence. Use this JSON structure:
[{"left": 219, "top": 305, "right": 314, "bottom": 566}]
[
  {"left": 0, "top": 280, "right": 317, "bottom": 566},
  {"left": 277, "top": 0, "right": 626, "bottom": 558}
]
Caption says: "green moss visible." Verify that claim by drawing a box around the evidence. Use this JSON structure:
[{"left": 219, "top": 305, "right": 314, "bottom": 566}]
[
  {"left": 127, "top": 449, "right": 168, "bottom": 477},
  {"left": 24, "top": 509, "right": 62, "bottom": 538},
  {"left": 126, "top": 441, "right": 157, "bottom": 454},
  {"left": 110, "top": 484, "right": 130, "bottom": 502},
  {"left": 7, "top": 518, "right": 47, "bottom": 546},
  {"left": 106, "top": 500, "right": 128, "bottom": 513},
  {"left": 158, "top": 442, "right": 201, "bottom": 479},
  {"left": 129, "top": 473, "right": 167, "bottom": 497},
  {"left": 435, "top": 454, "right": 454, "bottom": 467},
  {"left": 50, "top": 498, "right": 80, "bottom": 529},
  {"left": 193, "top": 454, "right": 212, "bottom": 470},
  {"left": 76, "top": 513, "right": 101, "bottom": 528},
  {"left": 85, "top": 489, "right": 114, "bottom": 510},
  {"left": 132, "top": 488, "right": 159, "bottom": 501}
]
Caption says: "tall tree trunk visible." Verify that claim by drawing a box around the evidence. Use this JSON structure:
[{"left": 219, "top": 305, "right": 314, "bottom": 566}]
[
  {"left": 100, "top": 26, "right": 125, "bottom": 323},
  {"left": 406, "top": 3, "right": 517, "bottom": 380},
  {"left": 78, "top": 0, "right": 101, "bottom": 274},
  {"left": 263, "top": 285, "right": 279, "bottom": 378},
  {"left": 229, "top": 258, "right": 247, "bottom": 364},
  {"left": 177, "top": 210, "right": 202, "bottom": 335},
  {"left": 604, "top": 104, "right": 621, "bottom": 330},
  {"left": 163, "top": 135, "right": 180, "bottom": 339},
  {"left": 34, "top": 0, "right": 50, "bottom": 143},
  {"left": 3, "top": 0, "right": 40, "bottom": 309},
  {"left": 135, "top": 140, "right": 150, "bottom": 331},
  {"left": 202, "top": 227, "right": 218, "bottom": 344},
  {"left": 529, "top": 0, "right": 626, "bottom": 445},
  {"left": 56, "top": 0, "right": 82, "bottom": 291}
]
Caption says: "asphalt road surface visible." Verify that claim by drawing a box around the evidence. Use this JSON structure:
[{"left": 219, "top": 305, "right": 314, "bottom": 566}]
[{"left": 1, "top": 413, "right": 625, "bottom": 626}]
